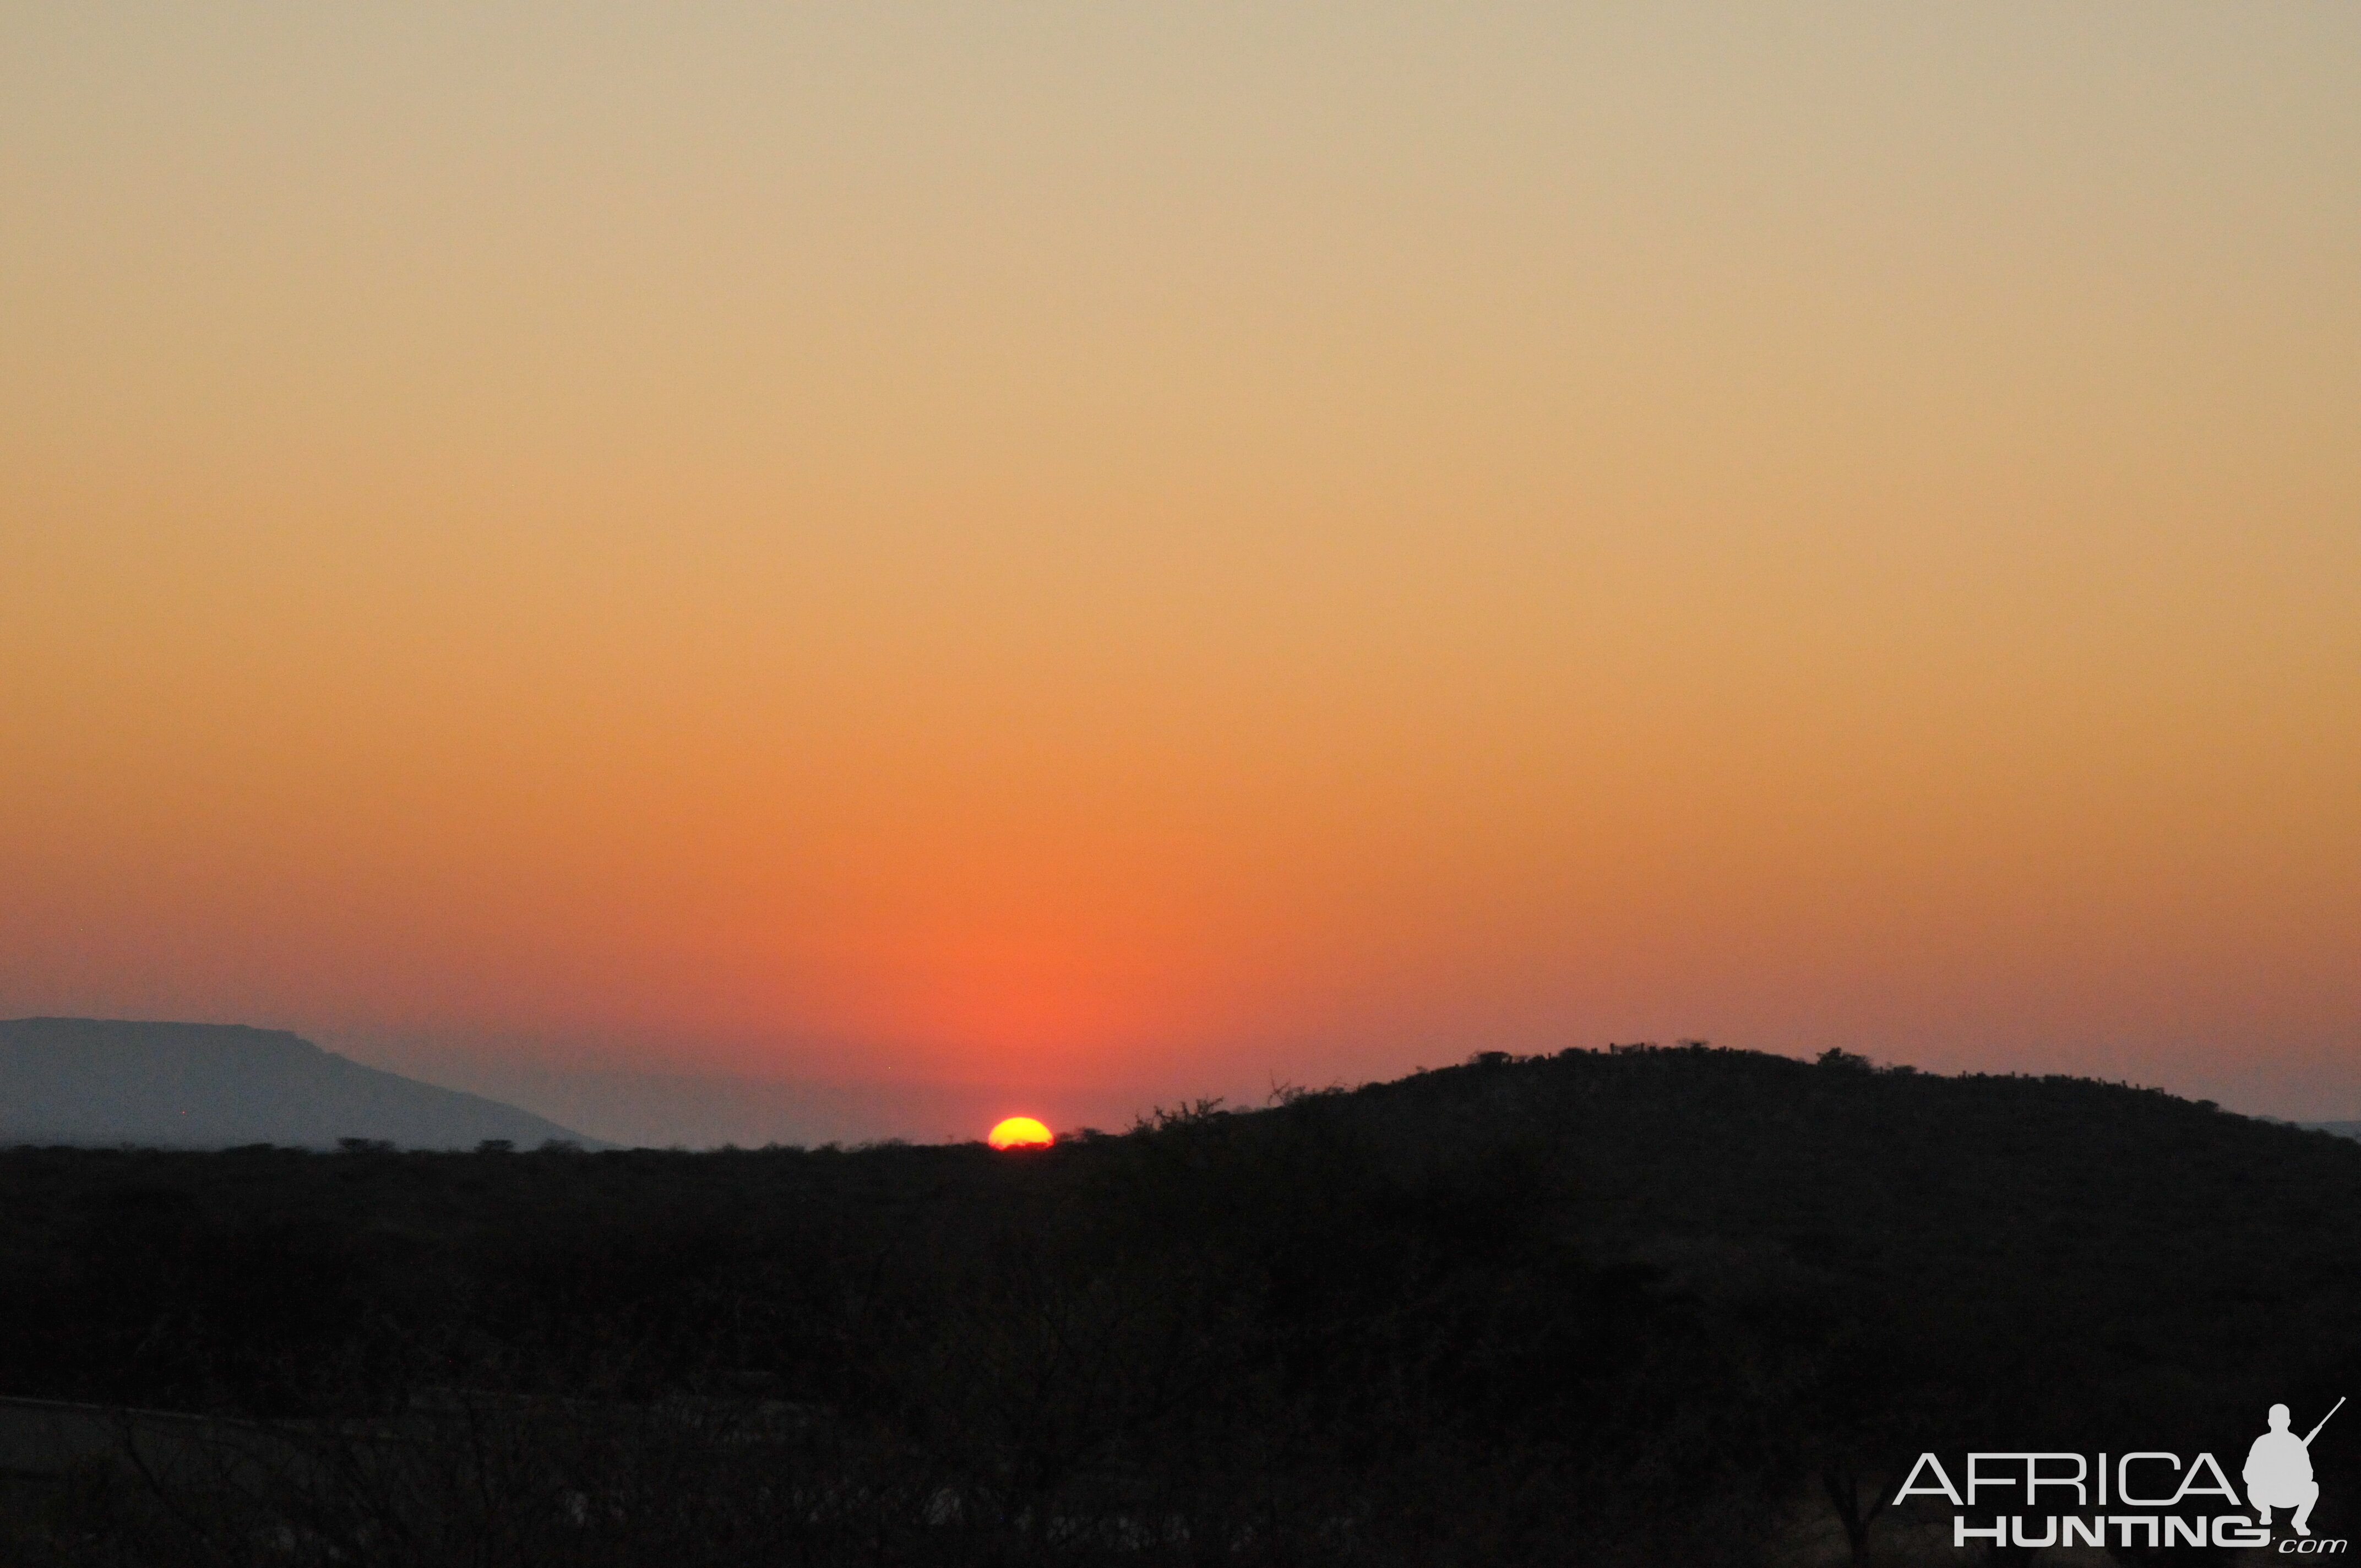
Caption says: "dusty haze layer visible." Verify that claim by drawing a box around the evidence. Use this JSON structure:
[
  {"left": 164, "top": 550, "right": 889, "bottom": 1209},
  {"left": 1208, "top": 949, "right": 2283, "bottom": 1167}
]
[{"left": 3, "top": 4, "right": 2357, "bottom": 1125}]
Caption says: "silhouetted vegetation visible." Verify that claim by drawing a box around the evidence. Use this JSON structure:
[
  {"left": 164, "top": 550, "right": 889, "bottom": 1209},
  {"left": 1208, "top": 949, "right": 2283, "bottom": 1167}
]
[{"left": 3, "top": 1044, "right": 2356, "bottom": 1564}]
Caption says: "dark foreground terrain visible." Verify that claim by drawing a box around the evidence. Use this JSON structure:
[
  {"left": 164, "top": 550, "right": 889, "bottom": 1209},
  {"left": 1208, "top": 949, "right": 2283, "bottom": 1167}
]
[{"left": 3, "top": 1044, "right": 2356, "bottom": 1565}]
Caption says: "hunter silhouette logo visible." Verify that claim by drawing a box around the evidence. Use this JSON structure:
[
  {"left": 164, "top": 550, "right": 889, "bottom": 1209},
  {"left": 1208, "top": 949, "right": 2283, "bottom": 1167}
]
[
  {"left": 1895, "top": 1395, "right": 2348, "bottom": 1552},
  {"left": 2250, "top": 1398, "right": 2342, "bottom": 1537}
]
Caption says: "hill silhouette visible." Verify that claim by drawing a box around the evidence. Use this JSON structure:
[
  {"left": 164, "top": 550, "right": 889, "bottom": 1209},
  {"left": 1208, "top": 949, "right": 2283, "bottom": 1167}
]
[
  {"left": 2, "top": 1041, "right": 2355, "bottom": 1565},
  {"left": 0, "top": 1017, "right": 598, "bottom": 1151}
]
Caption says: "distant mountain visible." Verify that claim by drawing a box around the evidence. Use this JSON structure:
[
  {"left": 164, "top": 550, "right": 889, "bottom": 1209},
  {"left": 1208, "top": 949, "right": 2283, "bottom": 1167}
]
[
  {"left": 2310, "top": 1120, "right": 2361, "bottom": 1142},
  {"left": 0, "top": 1017, "right": 601, "bottom": 1150}
]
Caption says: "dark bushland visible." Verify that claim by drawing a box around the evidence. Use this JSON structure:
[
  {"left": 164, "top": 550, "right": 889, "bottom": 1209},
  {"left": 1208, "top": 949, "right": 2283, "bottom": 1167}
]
[{"left": 3, "top": 1044, "right": 2357, "bottom": 1564}]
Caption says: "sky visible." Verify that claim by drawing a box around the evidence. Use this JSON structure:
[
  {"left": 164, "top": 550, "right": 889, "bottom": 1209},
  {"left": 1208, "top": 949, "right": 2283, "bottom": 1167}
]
[{"left": 4, "top": 3, "right": 2357, "bottom": 1145}]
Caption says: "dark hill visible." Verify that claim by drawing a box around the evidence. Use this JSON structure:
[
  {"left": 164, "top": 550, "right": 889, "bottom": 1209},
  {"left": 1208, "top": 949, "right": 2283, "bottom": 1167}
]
[
  {"left": 0, "top": 1017, "right": 599, "bottom": 1151},
  {"left": 1335, "top": 1044, "right": 2361, "bottom": 1287},
  {"left": 3, "top": 1042, "right": 2355, "bottom": 1565}
]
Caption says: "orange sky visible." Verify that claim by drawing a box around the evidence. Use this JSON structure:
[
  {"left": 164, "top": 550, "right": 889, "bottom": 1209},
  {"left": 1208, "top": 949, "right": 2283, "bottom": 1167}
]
[{"left": 4, "top": 4, "right": 2357, "bottom": 1141}]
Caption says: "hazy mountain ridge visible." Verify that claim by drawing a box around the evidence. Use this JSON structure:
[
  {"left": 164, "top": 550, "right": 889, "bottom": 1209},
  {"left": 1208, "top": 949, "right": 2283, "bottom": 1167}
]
[{"left": 0, "top": 1017, "right": 601, "bottom": 1151}]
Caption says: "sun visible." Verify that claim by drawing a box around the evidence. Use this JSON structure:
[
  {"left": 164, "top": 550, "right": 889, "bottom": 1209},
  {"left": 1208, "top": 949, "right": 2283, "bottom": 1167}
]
[{"left": 987, "top": 1115, "right": 1053, "bottom": 1150}]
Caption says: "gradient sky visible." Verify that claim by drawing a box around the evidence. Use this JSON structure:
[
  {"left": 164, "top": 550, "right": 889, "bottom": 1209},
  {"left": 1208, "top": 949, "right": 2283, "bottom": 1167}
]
[{"left": 5, "top": 3, "right": 2357, "bottom": 1143}]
